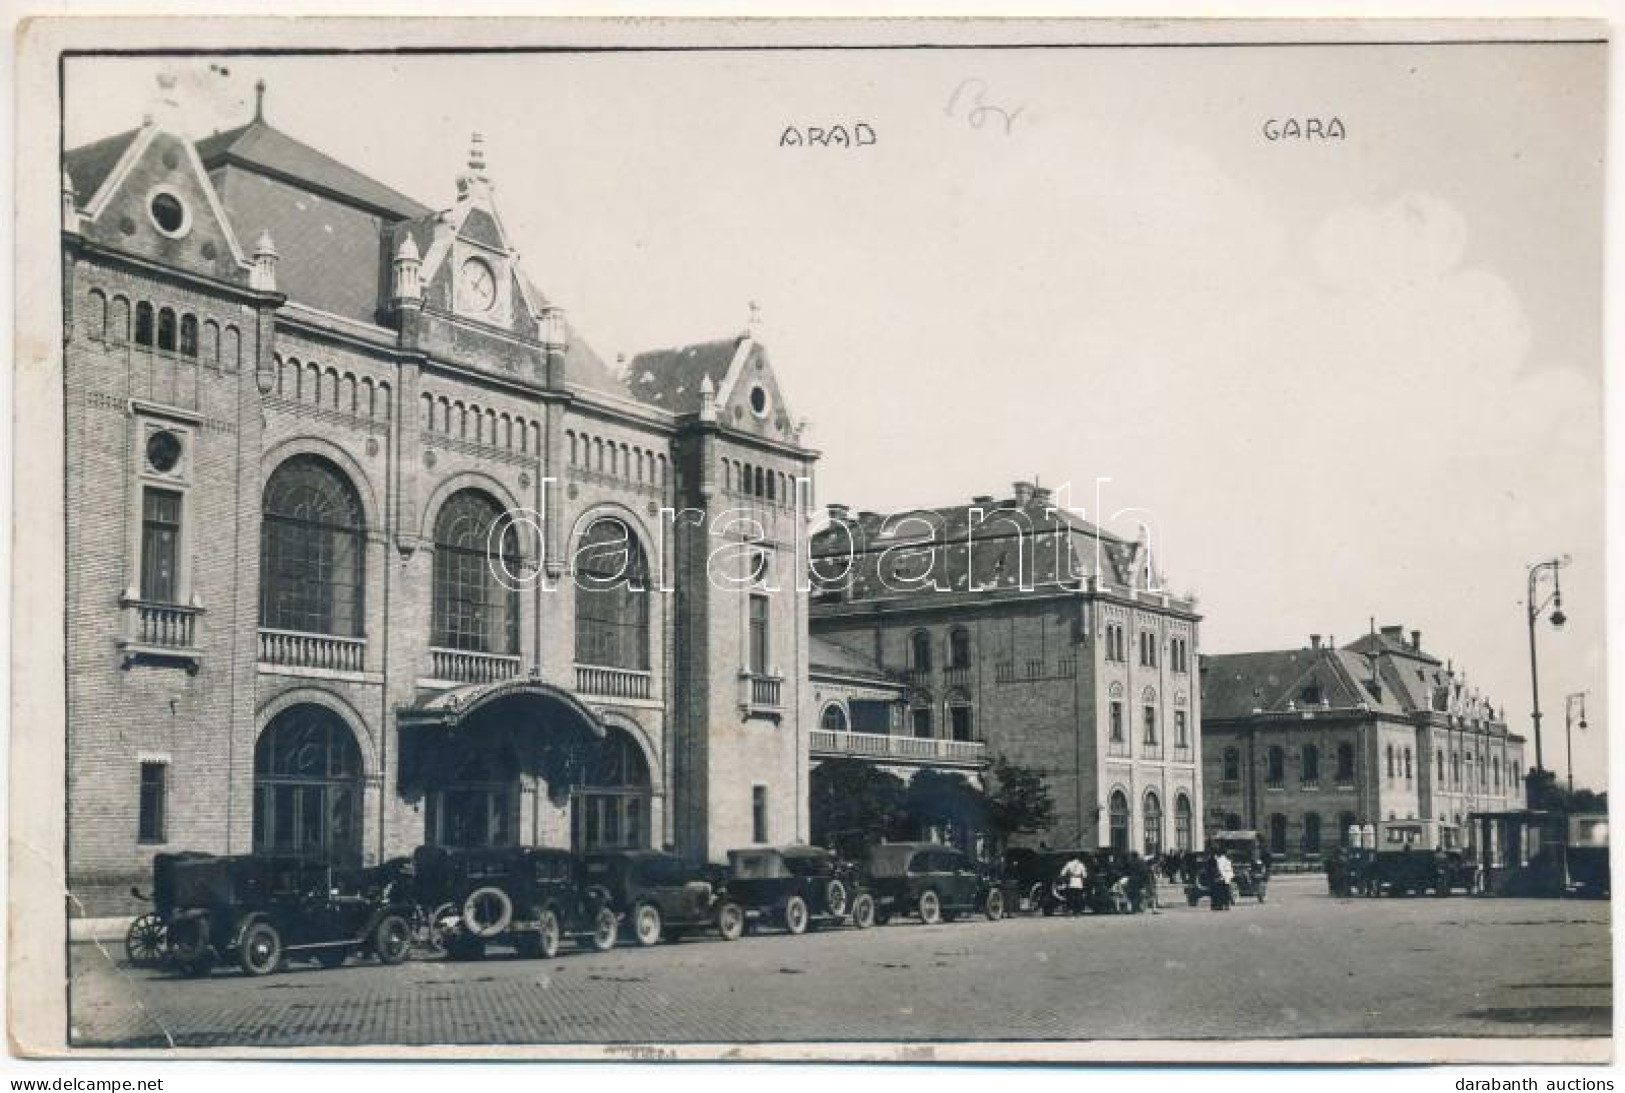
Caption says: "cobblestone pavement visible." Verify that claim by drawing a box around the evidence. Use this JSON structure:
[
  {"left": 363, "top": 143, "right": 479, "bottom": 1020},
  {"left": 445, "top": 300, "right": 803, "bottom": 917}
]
[{"left": 68, "top": 877, "right": 1610, "bottom": 1049}]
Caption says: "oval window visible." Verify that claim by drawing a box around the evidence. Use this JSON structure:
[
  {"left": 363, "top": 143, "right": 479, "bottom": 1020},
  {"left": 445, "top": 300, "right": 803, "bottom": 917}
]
[
  {"left": 146, "top": 430, "right": 182, "bottom": 473},
  {"left": 149, "top": 192, "right": 187, "bottom": 236},
  {"left": 749, "top": 384, "right": 769, "bottom": 417}
]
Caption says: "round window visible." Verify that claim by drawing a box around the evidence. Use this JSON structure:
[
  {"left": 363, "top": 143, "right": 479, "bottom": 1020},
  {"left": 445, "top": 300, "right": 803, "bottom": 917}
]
[
  {"left": 149, "top": 192, "right": 188, "bottom": 236},
  {"left": 749, "top": 384, "right": 769, "bottom": 417},
  {"left": 146, "top": 430, "right": 182, "bottom": 473}
]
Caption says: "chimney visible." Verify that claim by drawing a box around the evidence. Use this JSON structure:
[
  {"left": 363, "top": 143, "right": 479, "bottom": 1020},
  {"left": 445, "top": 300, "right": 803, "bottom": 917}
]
[
  {"left": 1012, "top": 480, "right": 1035, "bottom": 505},
  {"left": 250, "top": 230, "right": 279, "bottom": 292},
  {"left": 540, "top": 306, "right": 569, "bottom": 388},
  {"left": 1410, "top": 629, "right": 1422, "bottom": 651},
  {"left": 827, "top": 503, "right": 850, "bottom": 522},
  {"left": 971, "top": 495, "right": 995, "bottom": 505},
  {"left": 1310, "top": 634, "right": 1322, "bottom": 650},
  {"left": 1032, "top": 486, "right": 1053, "bottom": 506},
  {"left": 1380, "top": 624, "right": 1405, "bottom": 642}
]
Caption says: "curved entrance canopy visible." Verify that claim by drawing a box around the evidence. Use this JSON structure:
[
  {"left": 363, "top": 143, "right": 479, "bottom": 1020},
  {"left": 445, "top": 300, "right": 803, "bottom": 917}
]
[{"left": 398, "top": 677, "right": 608, "bottom": 737}]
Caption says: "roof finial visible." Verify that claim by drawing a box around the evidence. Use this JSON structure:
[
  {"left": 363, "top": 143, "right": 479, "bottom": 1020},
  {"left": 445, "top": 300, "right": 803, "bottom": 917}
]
[
  {"left": 469, "top": 132, "right": 487, "bottom": 180},
  {"left": 254, "top": 78, "right": 266, "bottom": 122},
  {"left": 746, "top": 299, "right": 762, "bottom": 338}
]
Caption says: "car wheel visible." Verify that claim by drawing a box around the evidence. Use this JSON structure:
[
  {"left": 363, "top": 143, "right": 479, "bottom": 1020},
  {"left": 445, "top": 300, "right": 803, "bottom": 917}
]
[
  {"left": 124, "top": 913, "right": 166, "bottom": 967},
  {"left": 917, "top": 889, "right": 942, "bottom": 925},
  {"left": 535, "top": 909, "right": 562, "bottom": 958},
  {"left": 462, "top": 886, "right": 514, "bottom": 939},
  {"left": 824, "top": 879, "right": 849, "bottom": 918},
  {"left": 1256, "top": 886, "right": 1267, "bottom": 904},
  {"left": 634, "top": 904, "right": 663, "bottom": 947},
  {"left": 591, "top": 907, "right": 619, "bottom": 951},
  {"left": 783, "top": 895, "right": 810, "bottom": 935},
  {"left": 373, "top": 915, "right": 412, "bottom": 965},
  {"left": 850, "top": 893, "right": 876, "bottom": 929},
  {"left": 236, "top": 921, "right": 282, "bottom": 977},
  {"left": 717, "top": 901, "right": 745, "bottom": 941},
  {"left": 985, "top": 889, "right": 1006, "bottom": 922}
]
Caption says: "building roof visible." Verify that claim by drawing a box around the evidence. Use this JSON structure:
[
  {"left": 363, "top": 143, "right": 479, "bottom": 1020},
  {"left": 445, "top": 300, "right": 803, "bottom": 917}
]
[
  {"left": 809, "top": 635, "right": 898, "bottom": 682},
  {"left": 196, "top": 119, "right": 431, "bottom": 220},
  {"left": 627, "top": 337, "right": 742, "bottom": 414},
  {"left": 63, "top": 127, "right": 141, "bottom": 203}
]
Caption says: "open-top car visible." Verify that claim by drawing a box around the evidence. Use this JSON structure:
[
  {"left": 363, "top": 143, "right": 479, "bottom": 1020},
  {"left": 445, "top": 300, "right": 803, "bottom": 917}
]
[
  {"left": 724, "top": 845, "right": 874, "bottom": 933},
  {"left": 142, "top": 851, "right": 415, "bottom": 977},
  {"left": 581, "top": 849, "right": 745, "bottom": 946},
  {"left": 863, "top": 842, "right": 1009, "bottom": 925},
  {"left": 410, "top": 845, "right": 619, "bottom": 960},
  {"left": 1183, "top": 831, "right": 1270, "bottom": 905}
]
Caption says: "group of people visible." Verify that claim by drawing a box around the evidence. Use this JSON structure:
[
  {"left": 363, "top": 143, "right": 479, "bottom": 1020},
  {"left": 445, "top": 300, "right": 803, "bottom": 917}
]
[{"left": 1051, "top": 850, "right": 1164, "bottom": 914}]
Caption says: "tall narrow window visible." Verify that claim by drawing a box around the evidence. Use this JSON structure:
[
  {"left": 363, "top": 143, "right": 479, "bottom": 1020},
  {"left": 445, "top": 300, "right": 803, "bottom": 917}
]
[
  {"left": 260, "top": 456, "right": 365, "bottom": 636},
  {"left": 1109, "top": 701, "right": 1125, "bottom": 743},
  {"left": 574, "top": 518, "right": 650, "bottom": 670},
  {"left": 1267, "top": 745, "right": 1285, "bottom": 786},
  {"left": 1175, "top": 710, "right": 1189, "bottom": 748},
  {"left": 1337, "top": 742, "right": 1355, "bottom": 783},
  {"left": 949, "top": 627, "right": 971, "bottom": 669},
  {"left": 137, "top": 761, "right": 167, "bottom": 844},
  {"left": 1143, "top": 705, "right": 1158, "bottom": 745},
  {"left": 749, "top": 594, "right": 770, "bottom": 675},
  {"left": 157, "top": 307, "right": 177, "bottom": 352},
  {"left": 134, "top": 301, "right": 154, "bottom": 347},
  {"left": 752, "top": 786, "right": 769, "bottom": 843},
  {"left": 1174, "top": 793, "right": 1194, "bottom": 851},
  {"left": 1222, "top": 746, "right": 1240, "bottom": 782},
  {"left": 1301, "top": 745, "right": 1320, "bottom": 785},
  {"left": 1143, "top": 791, "right": 1163, "bottom": 855},
  {"left": 432, "top": 490, "right": 519, "bottom": 654},
  {"left": 948, "top": 697, "right": 973, "bottom": 742},
  {"left": 1109, "top": 790, "right": 1130, "bottom": 852},
  {"left": 910, "top": 630, "right": 932, "bottom": 674},
  {"left": 911, "top": 702, "right": 933, "bottom": 739},
  {"left": 1269, "top": 813, "right": 1288, "bottom": 854},
  {"left": 178, "top": 314, "right": 198, "bottom": 358},
  {"left": 1302, "top": 813, "right": 1322, "bottom": 854},
  {"left": 140, "top": 487, "right": 182, "bottom": 603}
]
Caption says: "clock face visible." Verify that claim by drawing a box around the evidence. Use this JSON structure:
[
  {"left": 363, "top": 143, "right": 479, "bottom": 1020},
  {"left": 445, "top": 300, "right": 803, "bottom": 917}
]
[{"left": 460, "top": 257, "right": 498, "bottom": 312}]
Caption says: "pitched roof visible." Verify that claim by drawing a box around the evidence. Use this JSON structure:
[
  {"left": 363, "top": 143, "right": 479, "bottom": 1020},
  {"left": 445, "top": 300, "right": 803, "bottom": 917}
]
[
  {"left": 627, "top": 337, "right": 742, "bottom": 413},
  {"left": 1343, "top": 627, "right": 1443, "bottom": 666},
  {"left": 196, "top": 120, "right": 431, "bottom": 221},
  {"left": 64, "top": 127, "right": 141, "bottom": 203},
  {"left": 809, "top": 635, "right": 898, "bottom": 682}
]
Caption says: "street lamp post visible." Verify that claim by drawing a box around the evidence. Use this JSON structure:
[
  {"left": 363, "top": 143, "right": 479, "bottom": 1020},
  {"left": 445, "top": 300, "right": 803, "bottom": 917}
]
[
  {"left": 1525, "top": 556, "right": 1570, "bottom": 807},
  {"left": 1564, "top": 692, "right": 1588, "bottom": 793}
]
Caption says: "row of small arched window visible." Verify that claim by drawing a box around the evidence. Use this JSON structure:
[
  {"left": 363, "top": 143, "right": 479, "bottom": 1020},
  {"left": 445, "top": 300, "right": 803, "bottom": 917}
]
[
  {"left": 425, "top": 391, "right": 542, "bottom": 456},
  {"left": 275, "top": 355, "right": 392, "bottom": 422},
  {"left": 567, "top": 429, "right": 668, "bottom": 490},
  {"left": 722, "top": 457, "right": 795, "bottom": 506},
  {"left": 258, "top": 453, "right": 651, "bottom": 669},
  {"left": 1106, "top": 788, "right": 1194, "bottom": 854},
  {"left": 83, "top": 290, "right": 242, "bottom": 367}
]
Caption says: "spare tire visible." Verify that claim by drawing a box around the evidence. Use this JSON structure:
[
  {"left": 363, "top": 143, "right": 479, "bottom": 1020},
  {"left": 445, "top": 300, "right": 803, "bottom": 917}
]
[
  {"left": 462, "top": 886, "right": 513, "bottom": 939},
  {"left": 824, "top": 878, "right": 848, "bottom": 917}
]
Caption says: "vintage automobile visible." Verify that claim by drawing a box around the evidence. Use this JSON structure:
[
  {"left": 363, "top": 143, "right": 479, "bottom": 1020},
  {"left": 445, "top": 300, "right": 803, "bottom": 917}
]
[
  {"left": 863, "top": 842, "right": 1010, "bottom": 925},
  {"left": 1183, "top": 832, "right": 1269, "bottom": 905},
  {"left": 581, "top": 849, "right": 745, "bottom": 946},
  {"left": 724, "top": 845, "right": 875, "bottom": 933},
  {"left": 1348, "top": 820, "right": 1478, "bottom": 897},
  {"left": 1005, "top": 848, "right": 1131, "bottom": 915},
  {"left": 409, "top": 845, "right": 620, "bottom": 960},
  {"left": 142, "top": 851, "right": 415, "bottom": 977},
  {"left": 1565, "top": 813, "right": 1609, "bottom": 899}
]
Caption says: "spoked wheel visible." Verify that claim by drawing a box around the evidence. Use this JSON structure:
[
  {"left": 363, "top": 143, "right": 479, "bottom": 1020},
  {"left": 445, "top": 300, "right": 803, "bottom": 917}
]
[
  {"left": 824, "top": 879, "right": 849, "bottom": 918},
  {"left": 418, "top": 903, "right": 457, "bottom": 957},
  {"left": 717, "top": 901, "right": 745, "bottom": 942},
  {"left": 850, "top": 892, "right": 876, "bottom": 929},
  {"left": 124, "top": 913, "right": 166, "bottom": 967},
  {"left": 536, "top": 909, "right": 562, "bottom": 958},
  {"left": 237, "top": 921, "right": 283, "bottom": 977},
  {"left": 984, "top": 889, "right": 1006, "bottom": 922},
  {"left": 917, "top": 889, "right": 942, "bottom": 925},
  {"left": 633, "top": 904, "right": 663, "bottom": 947},
  {"left": 591, "top": 907, "right": 619, "bottom": 951},
  {"left": 373, "top": 915, "right": 412, "bottom": 965},
  {"left": 783, "top": 895, "right": 810, "bottom": 935}
]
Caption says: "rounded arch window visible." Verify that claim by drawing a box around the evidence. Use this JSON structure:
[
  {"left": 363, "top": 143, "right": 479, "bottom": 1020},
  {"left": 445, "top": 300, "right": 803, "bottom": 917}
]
[
  {"left": 433, "top": 489, "right": 519, "bottom": 655},
  {"left": 910, "top": 630, "right": 933, "bottom": 673},
  {"left": 1174, "top": 792, "right": 1194, "bottom": 851},
  {"left": 820, "top": 704, "right": 848, "bottom": 733},
  {"left": 574, "top": 517, "right": 650, "bottom": 671},
  {"left": 1108, "top": 789, "right": 1131, "bottom": 852},
  {"left": 260, "top": 455, "right": 366, "bottom": 637},
  {"left": 1142, "top": 790, "right": 1163, "bottom": 855},
  {"left": 574, "top": 727, "right": 653, "bottom": 852},
  {"left": 253, "top": 705, "right": 363, "bottom": 866}
]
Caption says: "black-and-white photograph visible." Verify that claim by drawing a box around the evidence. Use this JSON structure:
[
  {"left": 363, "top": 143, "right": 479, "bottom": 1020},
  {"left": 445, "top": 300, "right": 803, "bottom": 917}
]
[{"left": 9, "top": 15, "right": 1613, "bottom": 1066}]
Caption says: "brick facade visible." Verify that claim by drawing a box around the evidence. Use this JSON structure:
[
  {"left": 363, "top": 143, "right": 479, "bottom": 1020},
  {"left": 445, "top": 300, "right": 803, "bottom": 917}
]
[{"left": 63, "top": 93, "right": 816, "bottom": 913}]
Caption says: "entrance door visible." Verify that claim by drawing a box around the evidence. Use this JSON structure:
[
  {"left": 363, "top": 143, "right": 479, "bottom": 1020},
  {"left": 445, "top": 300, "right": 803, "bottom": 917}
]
[{"left": 253, "top": 706, "right": 364, "bottom": 867}]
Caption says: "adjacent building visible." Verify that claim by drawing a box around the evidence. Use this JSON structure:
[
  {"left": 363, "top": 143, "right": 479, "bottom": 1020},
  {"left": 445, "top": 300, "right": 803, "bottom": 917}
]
[
  {"left": 808, "top": 483, "right": 1204, "bottom": 854},
  {"left": 63, "top": 81, "right": 817, "bottom": 913},
  {"left": 1200, "top": 625, "right": 1527, "bottom": 862}
]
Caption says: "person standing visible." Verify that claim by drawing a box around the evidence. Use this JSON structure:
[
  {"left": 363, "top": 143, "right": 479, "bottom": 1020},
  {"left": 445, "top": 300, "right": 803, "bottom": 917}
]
[
  {"left": 1058, "top": 853, "right": 1089, "bottom": 914},
  {"left": 1214, "top": 850, "right": 1236, "bottom": 910}
]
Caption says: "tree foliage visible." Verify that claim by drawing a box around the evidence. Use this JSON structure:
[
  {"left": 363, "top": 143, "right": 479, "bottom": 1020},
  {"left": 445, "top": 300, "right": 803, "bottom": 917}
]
[
  {"left": 809, "top": 758, "right": 908, "bottom": 862},
  {"left": 983, "top": 757, "right": 1057, "bottom": 848}
]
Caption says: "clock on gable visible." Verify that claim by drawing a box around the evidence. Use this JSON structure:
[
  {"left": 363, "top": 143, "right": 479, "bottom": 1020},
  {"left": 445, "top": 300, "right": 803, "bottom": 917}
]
[{"left": 458, "top": 255, "right": 498, "bottom": 314}]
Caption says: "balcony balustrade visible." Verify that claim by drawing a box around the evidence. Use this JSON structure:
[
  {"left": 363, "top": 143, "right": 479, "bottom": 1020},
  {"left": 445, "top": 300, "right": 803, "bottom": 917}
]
[
  {"left": 810, "top": 728, "right": 987, "bottom": 766},
  {"left": 258, "top": 628, "right": 365, "bottom": 674},
  {"left": 427, "top": 646, "right": 520, "bottom": 684},
  {"left": 576, "top": 663, "right": 653, "bottom": 701}
]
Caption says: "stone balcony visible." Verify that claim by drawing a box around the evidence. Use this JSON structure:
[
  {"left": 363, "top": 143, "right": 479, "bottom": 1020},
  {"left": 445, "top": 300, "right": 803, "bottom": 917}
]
[
  {"left": 119, "top": 598, "right": 202, "bottom": 672},
  {"left": 258, "top": 627, "right": 366, "bottom": 675},
  {"left": 810, "top": 728, "right": 987, "bottom": 770},
  {"left": 575, "top": 663, "right": 653, "bottom": 701}
]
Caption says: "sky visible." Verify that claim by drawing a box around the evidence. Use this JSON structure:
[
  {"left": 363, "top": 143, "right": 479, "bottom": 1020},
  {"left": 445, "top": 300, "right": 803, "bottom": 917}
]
[{"left": 64, "top": 42, "right": 1609, "bottom": 787}]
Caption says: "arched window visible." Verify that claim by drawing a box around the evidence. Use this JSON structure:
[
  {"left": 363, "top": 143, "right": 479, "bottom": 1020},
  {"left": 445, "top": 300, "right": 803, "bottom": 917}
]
[
  {"left": 820, "top": 704, "right": 848, "bottom": 733},
  {"left": 1109, "top": 790, "right": 1130, "bottom": 852},
  {"left": 134, "top": 301, "right": 154, "bottom": 347},
  {"left": 1266, "top": 745, "right": 1285, "bottom": 785},
  {"left": 1336, "top": 742, "right": 1355, "bottom": 784},
  {"left": 426, "top": 738, "right": 519, "bottom": 850},
  {"left": 433, "top": 490, "right": 519, "bottom": 654},
  {"left": 1174, "top": 793, "right": 1194, "bottom": 851},
  {"left": 573, "top": 727, "right": 653, "bottom": 851},
  {"left": 910, "top": 696, "right": 933, "bottom": 739},
  {"left": 1143, "top": 790, "right": 1163, "bottom": 855},
  {"left": 253, "top": 706, "right": 363, "bottom": 866},
  {"left": 1302, "top": 813, "right": 1322, "bottom": 854},
  {"left": 1301, "top": 744, "right": 1320, "bottom": 785},
  {"left": 1222, "top": 747, "right": 1240, "bottom": 782},
  {"left": 260, "top": 455, "right": 365, "bottom": 637},
  {"left": 109, "top": 296, "right": 130, "bottom": 343},
  {"left": 157, "top": 306, "right": 177, "bottom": 352},
  {"left": 179, "top": 314, "right": 198, "bottom": 358},
  {"left": 948, "top": 627, "right": 971, "bottom": 669},
  {"left": 84, "top": 288, "right": 107, "bottom": 339},
  {"left": 574, "top": 518, "right": 650, "bottom": 671},
  {"left": 1269, "top": 813, "right": 1288, "bottom": 855},
  {"left": 910, "top": 630, "right": 932, "bottom": 674}
]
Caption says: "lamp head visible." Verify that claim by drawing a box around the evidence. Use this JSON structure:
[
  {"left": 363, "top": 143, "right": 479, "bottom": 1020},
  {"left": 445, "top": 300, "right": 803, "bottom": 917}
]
[
  {"left": 1550, "top": 606, "right": 1567, "bottom": 630},
  {"left": 1580, "top": 718, "right": 1589, "bottom": 731}
]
